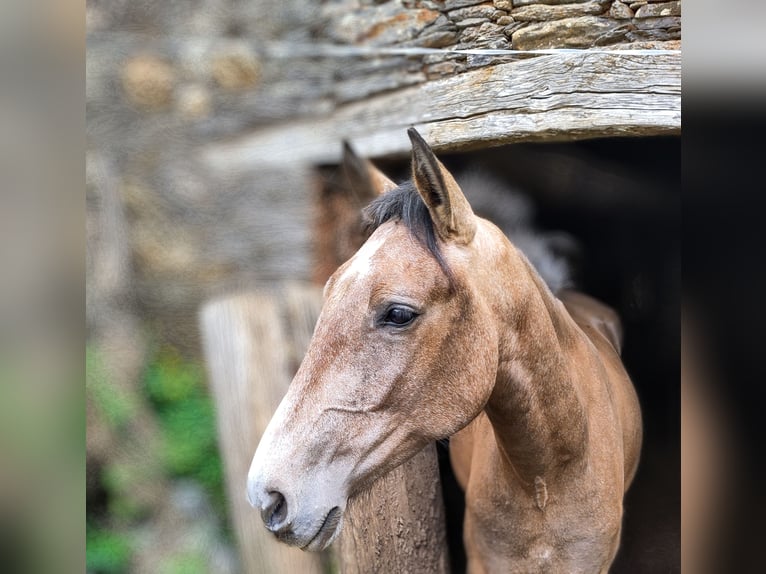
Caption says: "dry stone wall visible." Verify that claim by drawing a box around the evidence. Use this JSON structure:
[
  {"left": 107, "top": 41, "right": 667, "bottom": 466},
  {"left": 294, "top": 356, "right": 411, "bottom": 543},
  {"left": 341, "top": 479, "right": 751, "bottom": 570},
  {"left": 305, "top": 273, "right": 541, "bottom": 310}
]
[{"left": 318, "top": 0, "right": 680, "bottom": 100}]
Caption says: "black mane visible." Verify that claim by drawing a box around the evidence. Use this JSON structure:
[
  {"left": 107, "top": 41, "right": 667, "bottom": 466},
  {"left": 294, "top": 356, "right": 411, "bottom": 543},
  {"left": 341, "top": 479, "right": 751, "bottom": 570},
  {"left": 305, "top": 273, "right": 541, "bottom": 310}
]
[{"left": 362, "top": 181, "right": 453, "bottom": 283}]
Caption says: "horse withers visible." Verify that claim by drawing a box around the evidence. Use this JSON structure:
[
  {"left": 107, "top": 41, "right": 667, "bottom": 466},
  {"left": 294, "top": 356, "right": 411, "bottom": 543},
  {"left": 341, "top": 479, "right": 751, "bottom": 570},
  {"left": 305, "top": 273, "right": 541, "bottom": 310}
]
[{"left": 247, "top": 129, "right": 642, "bottom": 572}]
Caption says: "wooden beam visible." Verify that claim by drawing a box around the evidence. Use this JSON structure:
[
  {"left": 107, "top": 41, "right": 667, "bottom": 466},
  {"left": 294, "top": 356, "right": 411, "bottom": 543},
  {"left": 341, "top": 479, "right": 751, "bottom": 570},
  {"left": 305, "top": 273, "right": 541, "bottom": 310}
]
[{"left": 202, "top": 51, "right": 680, "bottom": 172}]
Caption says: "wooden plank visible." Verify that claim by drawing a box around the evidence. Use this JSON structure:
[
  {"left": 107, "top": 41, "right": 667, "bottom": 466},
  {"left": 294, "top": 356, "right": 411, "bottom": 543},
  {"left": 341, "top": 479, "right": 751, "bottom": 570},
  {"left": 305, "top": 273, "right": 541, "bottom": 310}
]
[
  {"left": 199, "top": 290, "right": 326, "bottom": 574},
  {"left": 202, "top": 51, "right": 680, "bottom": 171}
]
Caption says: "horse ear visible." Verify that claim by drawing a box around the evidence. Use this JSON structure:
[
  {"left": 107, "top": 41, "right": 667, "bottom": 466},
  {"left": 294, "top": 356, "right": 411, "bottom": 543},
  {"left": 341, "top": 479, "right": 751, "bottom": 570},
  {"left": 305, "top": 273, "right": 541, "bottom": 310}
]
[
  {"left": 342, "top": 141, "right": 397, "bottom": 202},
  {"left": 408, "top": 128, "right": 476, "bottom": 244}
]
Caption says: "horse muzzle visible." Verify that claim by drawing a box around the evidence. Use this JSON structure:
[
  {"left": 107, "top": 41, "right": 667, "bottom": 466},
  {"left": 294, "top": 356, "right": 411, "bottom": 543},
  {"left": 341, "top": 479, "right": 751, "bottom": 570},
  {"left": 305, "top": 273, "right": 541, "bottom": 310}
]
[{"left": 246, "top": 475, "right": 345, "bottom": 551}]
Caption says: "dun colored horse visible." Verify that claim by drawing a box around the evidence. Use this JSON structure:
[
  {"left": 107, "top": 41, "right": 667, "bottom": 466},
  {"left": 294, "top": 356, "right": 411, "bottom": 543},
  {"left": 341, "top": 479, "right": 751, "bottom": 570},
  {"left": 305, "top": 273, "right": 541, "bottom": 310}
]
[{"left": 247, "top": 129, "right": 642, "bottom": 573}]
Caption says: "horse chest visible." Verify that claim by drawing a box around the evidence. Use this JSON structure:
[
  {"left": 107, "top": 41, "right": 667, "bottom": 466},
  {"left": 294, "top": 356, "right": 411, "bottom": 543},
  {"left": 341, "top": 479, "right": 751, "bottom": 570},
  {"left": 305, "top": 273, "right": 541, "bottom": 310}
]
[{"left": 464, "top": 481, "right": 615, "bottom": 574}]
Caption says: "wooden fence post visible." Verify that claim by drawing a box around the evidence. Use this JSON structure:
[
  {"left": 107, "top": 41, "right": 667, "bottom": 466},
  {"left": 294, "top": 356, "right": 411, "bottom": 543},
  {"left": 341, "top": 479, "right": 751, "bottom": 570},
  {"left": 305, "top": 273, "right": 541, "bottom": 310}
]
[
  {"left": 337, "top": 445, "right": 450, "bottom": 573},
  {"left": 200, "top": 286, "right": 326, "bottom": 574}
]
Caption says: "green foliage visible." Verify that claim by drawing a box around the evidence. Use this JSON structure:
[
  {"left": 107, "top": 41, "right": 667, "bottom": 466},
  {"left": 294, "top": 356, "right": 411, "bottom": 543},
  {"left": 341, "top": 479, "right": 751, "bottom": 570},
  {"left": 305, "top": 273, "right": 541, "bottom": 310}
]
[
  {"left": 86, "top": 346, "right": 137, "bottom": 429},
  {"left": 86, "top": 525, "right": 131, "bottom": 574},
  {"left": 86, "top": 342, "right": 232, "bottom": 570},
  {"left": 144, "top": 348, "right": 203, "bottom": 404},
  {"left": 100, "top": 461, "right": 152, "bottom": 521},
  {"left": 159, "top": 551, "right": 208, "bottom": 574},
  {"left": 161, "top": 396, "right": 215, "bottom": 474},
  {"left": 143, "top": 347, "right": 226, "bottom": 510}
]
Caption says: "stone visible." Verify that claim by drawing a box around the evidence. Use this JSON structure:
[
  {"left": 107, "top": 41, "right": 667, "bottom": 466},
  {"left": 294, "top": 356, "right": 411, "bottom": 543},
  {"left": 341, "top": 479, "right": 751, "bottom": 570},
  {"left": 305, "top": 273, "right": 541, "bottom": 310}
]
[
  {"left": 120, "top": 181, "right": 162, "bottom": 217},
  {"left": 625, "top": 15, "right": 680, "bottom": 41},
  {"left": 635, "top": 1, "right": 681, "bottom": 17},
  {"left": 511, "top": 1, "right": 609, "bottom": 22},
  {"left": 497, "top": 15, "right": 515, "bottom": 25},
  {"left": 494, "top": 0, "right": 512, "bottom": 10},
  {"left": 327, "top": 4, "right": 442, "bottom": 45},
  {"left": 632, "top": 15, "right": 681, "bottom": 29},
  {"left": 176, "top": 84, "right": 212, "bottom": 120},
  {"left": 609, "top": 1, "right": 634, "bottom": 19},
  {"left": 455, "top": 17, "right": 491, "bottom": 28},
  {"left": 415, "top": 29, "right": 460, "bottom": 47},
  {"left": 503, "top": 21, "right": 525, "bottom": 37},
  {"left": 448, "top": 3, "right": 496, "bottom": 21},
  {"left": 211, "top": 48, "right": 260, "bottom": 91},
  {"left": 132, "top": 223, "right": 197, "bottom": 276},
  {"left": 512, "top": 0, "right": 609, "bottom": 5},
  {"left": 459, "top": 20, "right": 502, "bottom": 42},
  {"left": 412, "top": 1, "right": 443, "bottom": 9},
  {"left": 121, "top": 54, "right": 175, "bottom": 110},
  {"left": 512, "top": 16, "right": 627, "bottom": 50},
  {"left": 444, "top": 0, "right": 488, "bottom": 9}
]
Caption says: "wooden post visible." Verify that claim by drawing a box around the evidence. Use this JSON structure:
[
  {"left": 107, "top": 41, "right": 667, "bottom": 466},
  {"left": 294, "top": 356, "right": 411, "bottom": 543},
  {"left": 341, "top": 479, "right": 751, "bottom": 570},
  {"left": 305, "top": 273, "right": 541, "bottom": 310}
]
[
  {"left": 337, "top": 445, "right": 450, "bottom": 573},
  {"left": 199, "top": 286, "right": 326, "bottom": 574}
]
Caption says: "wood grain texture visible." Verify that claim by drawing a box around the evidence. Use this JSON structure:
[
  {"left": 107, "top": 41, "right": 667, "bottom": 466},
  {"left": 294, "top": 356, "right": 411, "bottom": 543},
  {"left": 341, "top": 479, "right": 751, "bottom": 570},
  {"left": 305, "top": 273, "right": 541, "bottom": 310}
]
[
  {"left": 338, "top": 445, "right": 451, "bottom": 574},
  {"left": 200, "top": 290, "right": 326, "bottom": 574},
  {"left": 203, "top": 51, "right": 680, "bottom": 171}
]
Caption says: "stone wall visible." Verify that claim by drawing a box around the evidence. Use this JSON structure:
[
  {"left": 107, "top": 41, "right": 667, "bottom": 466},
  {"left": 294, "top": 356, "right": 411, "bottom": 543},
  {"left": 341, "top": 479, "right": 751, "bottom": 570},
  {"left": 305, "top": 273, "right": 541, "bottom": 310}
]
[
  {"left": 320, "top": 0, "right": 681, "bottom": 100},
  {"left": 87, "top": 1, "right": 326, "bottom": 351}
]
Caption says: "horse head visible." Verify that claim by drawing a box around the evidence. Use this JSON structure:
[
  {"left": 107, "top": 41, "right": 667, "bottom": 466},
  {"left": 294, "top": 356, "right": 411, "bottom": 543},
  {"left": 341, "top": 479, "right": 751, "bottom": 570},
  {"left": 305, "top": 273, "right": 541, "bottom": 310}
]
[{"left": 246, "top": 129, "right": 522, "bottom": 550}]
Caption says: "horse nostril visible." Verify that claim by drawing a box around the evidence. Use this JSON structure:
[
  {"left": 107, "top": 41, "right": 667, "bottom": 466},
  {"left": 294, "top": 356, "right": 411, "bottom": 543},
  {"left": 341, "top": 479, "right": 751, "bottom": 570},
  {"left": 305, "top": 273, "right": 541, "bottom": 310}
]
[{"left": 261, "top": 490, "right": 288, "bottom": 532}]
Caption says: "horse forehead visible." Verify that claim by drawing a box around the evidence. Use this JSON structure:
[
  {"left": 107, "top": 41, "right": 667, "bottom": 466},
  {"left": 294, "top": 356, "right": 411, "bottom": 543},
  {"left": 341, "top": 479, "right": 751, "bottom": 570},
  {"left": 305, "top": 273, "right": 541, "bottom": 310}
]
[
  {"left": 328, "top": 224, "right": 434, "bottom": 304},
  {"left": 338, "top": 225, "right": 424, "bottom": 281},
  {"left": 339, "top": 227, "right": 391, "bottom": 283}
]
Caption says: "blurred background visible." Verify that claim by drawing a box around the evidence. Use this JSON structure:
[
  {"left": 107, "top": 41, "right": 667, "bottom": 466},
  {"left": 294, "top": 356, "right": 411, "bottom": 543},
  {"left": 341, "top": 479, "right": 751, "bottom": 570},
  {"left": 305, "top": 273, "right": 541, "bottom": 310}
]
[{"left": 86, "top": 3, "right": 309, "bottom": 573}]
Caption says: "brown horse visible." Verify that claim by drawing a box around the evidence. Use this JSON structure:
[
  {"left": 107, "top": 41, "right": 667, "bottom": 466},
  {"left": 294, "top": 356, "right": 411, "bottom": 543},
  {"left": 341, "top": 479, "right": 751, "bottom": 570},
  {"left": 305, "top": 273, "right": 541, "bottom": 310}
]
[{"left": 247, "top": 129, "right": 642, "bottom": 572}]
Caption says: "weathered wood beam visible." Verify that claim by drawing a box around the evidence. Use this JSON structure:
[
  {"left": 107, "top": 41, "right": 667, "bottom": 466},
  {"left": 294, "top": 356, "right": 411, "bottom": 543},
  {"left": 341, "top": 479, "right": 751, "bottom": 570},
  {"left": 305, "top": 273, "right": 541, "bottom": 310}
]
[{"left": 202, "top": 51, "right": 680, "bottom": 171}]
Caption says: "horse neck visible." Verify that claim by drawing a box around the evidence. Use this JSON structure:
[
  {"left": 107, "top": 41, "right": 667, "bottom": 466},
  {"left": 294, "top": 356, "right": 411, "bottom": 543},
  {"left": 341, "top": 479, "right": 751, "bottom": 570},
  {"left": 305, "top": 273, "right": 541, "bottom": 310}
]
[{"left": 484, "top": 250, "right": 589, "bottom": 487}]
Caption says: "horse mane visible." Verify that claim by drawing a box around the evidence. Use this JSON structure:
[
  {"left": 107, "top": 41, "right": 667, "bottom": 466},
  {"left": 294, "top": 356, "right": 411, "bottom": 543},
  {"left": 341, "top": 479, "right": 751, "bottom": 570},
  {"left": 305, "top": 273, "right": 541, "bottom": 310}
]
[
  {"left": 362, "top": 181, "right": 455, "bottom": 285},
  {"left": 362, "top": 175, "right": 576, "bottom": 295}
]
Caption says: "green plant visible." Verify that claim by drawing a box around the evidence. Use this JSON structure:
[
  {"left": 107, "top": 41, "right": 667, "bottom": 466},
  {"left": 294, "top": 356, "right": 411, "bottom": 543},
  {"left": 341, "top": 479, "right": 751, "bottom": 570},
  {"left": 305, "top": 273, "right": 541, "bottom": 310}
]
[
  {"left": 86, "top": 524, "right": 131, "bottom": 574},
  {"left": 143, "top": 347, "right": 227, "bottom": 512},
  {"left": 86, "top": 341, "right": 233, "bottom": 571}
]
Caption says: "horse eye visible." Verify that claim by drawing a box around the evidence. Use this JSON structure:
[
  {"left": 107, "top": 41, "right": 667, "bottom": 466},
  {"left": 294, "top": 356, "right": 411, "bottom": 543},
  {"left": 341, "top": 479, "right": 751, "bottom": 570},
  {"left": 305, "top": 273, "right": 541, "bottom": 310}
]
[{"left": 382, "top": 306, "right": 417, "bottom": 327}]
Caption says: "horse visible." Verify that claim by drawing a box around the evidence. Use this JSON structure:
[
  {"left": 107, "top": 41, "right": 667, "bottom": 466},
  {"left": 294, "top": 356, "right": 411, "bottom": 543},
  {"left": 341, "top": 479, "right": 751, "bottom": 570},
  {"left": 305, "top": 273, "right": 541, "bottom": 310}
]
[{"left": 247, "top": 128, "right": 642, "bottom": 573}]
